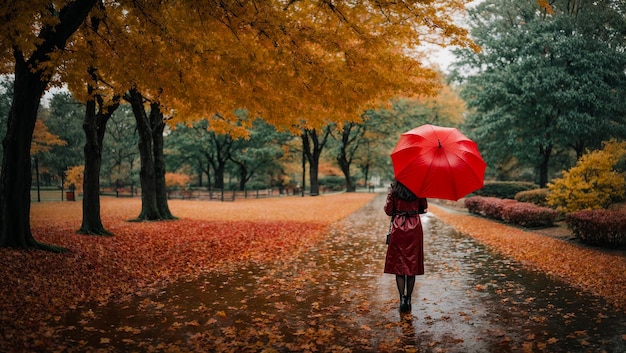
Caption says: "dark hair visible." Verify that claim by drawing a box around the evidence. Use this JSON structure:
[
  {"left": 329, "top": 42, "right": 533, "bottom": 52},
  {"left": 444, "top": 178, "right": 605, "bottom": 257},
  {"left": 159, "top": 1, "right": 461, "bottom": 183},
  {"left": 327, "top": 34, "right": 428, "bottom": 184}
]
[{"left": 391, "top": 181, "right": 417, "bottom": 201}]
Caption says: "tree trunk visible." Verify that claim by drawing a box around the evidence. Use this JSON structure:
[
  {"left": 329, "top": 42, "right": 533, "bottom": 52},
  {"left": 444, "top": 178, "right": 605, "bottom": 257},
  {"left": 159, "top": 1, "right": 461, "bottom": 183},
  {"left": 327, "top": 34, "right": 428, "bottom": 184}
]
[
  {"left": 337, "top": 155, "right": 355, "bottom": 192},
  {"left": 336, "top": 123, "right": 362, "bottom": 193},
  {"left": 538, "top": 144, "right": 553, "bottom": 188},
  {"left": 205, "top": 161, "right": 211, "bottom": 191},
  {"left": 302, "top": 128, "right": 330, "bottom": 195},
  {"left": 127, "top": 89, "right": 161, "bottom": 221},
  {"left": 79, "top": 82, "right": 119, "bottom": 235},
  {"left": 0, "top": 0, "right": 97, "bottom": 251},
  {"left": 233, "top": 161, "right": 252, "bottom": 191},
  {"left": 0, "top": 61, "right": 51, "bottom": 249},
  {"left": 80, "top": 9, "right": 120, "bottom": 235},
  {"left": 214, "top": 163, "right": 225, "bottom": 189},
  {"left": 150, "top": 104, "right": 175, "bottom": 219}
]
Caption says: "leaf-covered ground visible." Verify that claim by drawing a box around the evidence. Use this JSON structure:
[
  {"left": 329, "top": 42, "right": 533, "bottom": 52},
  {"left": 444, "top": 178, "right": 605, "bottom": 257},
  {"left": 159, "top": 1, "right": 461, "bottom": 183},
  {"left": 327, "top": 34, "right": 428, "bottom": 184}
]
[
  {"left": 1, "top": 193, "right": 375, "bottom": 352},
  {"left": 429, "top": 204, "right": 626, "bottom": 311},
  {"left": 1, "top": 193, "right": 625, "bottom": 352}
]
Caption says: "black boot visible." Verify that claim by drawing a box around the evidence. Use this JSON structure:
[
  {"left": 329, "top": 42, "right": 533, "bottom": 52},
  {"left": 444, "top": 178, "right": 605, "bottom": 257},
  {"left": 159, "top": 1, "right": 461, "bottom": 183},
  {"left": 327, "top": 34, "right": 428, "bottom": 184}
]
[
  {"left": 400, "top": 295, "right": 410, "bottom": 312},
  {"left": 405, "top": 296, "right": 412, "bottom": 312}
]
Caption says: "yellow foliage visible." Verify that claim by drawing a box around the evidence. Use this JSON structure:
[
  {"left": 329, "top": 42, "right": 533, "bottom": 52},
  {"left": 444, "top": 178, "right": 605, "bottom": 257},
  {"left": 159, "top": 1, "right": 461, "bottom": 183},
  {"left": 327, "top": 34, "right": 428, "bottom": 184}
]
[
  {"left": 536, "top": 0, "right": 555, "bottom": 14},
  {"left": 547, "top": 140, "right": 626, "bottom": 213},
  {"left": 165, "top": 173, "right": 190, "bottom": 190},
  {"left": 65, "top": 165, "right": 84, "bottom": 192},
  {"left": 11, "top": 1, "right": 476, "bottom": 135},
  {"left": 31, "top": 120, "right": 66, "bottom": 155},
  {"left": 3, "top": 1, "right": 478, "bottom": 137}
]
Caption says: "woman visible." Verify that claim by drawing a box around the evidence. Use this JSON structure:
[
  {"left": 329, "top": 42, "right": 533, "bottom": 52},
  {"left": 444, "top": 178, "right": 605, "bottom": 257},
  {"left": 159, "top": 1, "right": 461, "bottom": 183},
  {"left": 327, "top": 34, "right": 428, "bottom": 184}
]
[{"left": 384, "top": 180, "right": 428, "bottom": 313}]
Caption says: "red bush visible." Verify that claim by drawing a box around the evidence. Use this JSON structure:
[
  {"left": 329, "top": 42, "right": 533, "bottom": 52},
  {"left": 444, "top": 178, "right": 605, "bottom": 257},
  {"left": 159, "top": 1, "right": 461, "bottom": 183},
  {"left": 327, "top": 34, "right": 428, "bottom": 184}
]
[
  {"left": 566, "top": 210, "right": 626, "bottom": 248},
  {"left": 465, "top": 196, "right": 557, "bottom": 228},
  {"left": 464, "top": 196, "right": 516, "bottom": 220},
  {"left": 464, "top": 196, "right": 485, "bottom": 215},
  {"left": 501, "top": 202, "right": 558, "bottom": 228}
]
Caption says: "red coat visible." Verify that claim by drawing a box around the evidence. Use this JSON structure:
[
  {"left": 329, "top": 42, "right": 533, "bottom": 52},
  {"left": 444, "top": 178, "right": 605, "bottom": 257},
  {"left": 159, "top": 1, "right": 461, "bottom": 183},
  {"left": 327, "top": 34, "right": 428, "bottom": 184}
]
[{"left": 383, "top": 192, "right": 428, "bottom": 276}]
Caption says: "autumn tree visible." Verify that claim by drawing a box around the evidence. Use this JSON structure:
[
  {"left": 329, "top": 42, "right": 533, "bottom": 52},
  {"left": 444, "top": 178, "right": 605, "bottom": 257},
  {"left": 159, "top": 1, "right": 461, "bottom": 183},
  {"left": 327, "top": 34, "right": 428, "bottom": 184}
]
[
  {"left": 31, "top": 120, "right": 67, "bottom": 158},
  {"left": 0, "top": 0, "right": 97, "bottom": 250},
  {"left": 119, "top": 0, "right": 474, "bottom": 201},
  {"left": 125, "top": 90, "right": 173, "bottom": 221},
  {"left": 2, "top": 0, "right": 476, "bottom": 249},
  {"left": 61, "top": 3, "right": 124, "bottom": 234}
]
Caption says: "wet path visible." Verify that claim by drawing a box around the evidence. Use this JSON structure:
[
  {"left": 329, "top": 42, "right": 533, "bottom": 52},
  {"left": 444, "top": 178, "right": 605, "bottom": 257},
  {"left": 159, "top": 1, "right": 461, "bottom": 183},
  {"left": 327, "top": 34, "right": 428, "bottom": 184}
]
[
  {"left": 55, "top": 194, "right": 625, "bottom": 352},
  {"left": 371, "top": 199, "right": 625, "bottom": 352}
]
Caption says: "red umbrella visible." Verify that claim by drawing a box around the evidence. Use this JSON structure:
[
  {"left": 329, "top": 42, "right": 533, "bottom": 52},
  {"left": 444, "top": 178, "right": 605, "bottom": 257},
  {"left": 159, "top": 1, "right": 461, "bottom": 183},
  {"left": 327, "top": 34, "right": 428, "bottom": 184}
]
[{"left": 391, "top": 124, "right": 486, "bottom": 201}]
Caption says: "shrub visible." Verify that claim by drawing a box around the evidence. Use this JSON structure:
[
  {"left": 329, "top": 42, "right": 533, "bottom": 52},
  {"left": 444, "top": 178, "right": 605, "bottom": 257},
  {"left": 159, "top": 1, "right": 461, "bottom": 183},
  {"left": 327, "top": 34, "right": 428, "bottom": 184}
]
[
  {"left": 501, "top": 202, "right": 558, "bottom": 228},
  {"left": 464, "top": 196, "right": 484, "bottom": 215},
  {"left": 482, "top": 198, "right": 517, "bottom": 220},
  {"left": 465, "top": 196, "right": 557, "bottom": 228},
  {"left": 465, "top": 196, "right": 516, "bottom": 220},
  {"left": 165, "top": 172, "right": 190, "bottom": 191},
  {"left": 319, "top": 176, "right": 345, "bottom": 191},
  {"left": 548, "top": 140, "right": 626, "bottom": 213},
  {"left": 515, "top": 188, "right": 550, "bottom": 207},
  {"left": 566, "top": 210, "right": 626, "bottom": 248},
  {"left": 65, "top": 165, "right": 84, "bottom": 192},
  {"left": 472, "top": 181, "right": 538, "bottom": 199}
]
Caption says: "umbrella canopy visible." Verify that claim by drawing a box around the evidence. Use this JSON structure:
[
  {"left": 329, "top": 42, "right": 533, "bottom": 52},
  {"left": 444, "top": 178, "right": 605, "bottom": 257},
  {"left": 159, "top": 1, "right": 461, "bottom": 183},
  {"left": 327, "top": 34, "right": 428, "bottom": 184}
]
[{"left": 391, "top": 124, "right": 486, "bottom": 201}]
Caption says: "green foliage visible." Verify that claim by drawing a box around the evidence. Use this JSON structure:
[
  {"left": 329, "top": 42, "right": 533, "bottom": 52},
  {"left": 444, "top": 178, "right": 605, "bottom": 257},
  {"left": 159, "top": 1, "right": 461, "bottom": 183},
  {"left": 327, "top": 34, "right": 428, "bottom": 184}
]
[
  {"left": 40, "top": 92, "right": 85, "bottom": 184},
  {"left": 319, "top": 175, "right": 345, "bottom": 191},
  {"left": 547, "top": 140, "right": 626, "bottom": 213},
  {"left": 166, "top": 118, "right": 290, "bottom": 191},
  {"left": 102, "top": 105, "right": 139, "bottom": 188},
  {"left": 472, "top": 181, "right": 537, "bottom": 199},
  {"left": 566, "top": 210, "right": 626, "bottom": 248},
  {"left": 451, "top": 0, "right": 626, "bottom": 186},
  {"left": 515, "top": 188, "right": 550, "bottom": 207}
]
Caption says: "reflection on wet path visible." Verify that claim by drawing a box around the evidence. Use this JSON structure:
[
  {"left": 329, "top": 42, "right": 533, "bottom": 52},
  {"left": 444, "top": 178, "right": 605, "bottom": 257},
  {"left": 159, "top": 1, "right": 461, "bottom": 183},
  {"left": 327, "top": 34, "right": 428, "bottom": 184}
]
[
  {"left": 372, "top": 196, "right": 626, "bottom": 352},
  {"left": 55, "top": 194, "right": 625, "bottom": 352}
]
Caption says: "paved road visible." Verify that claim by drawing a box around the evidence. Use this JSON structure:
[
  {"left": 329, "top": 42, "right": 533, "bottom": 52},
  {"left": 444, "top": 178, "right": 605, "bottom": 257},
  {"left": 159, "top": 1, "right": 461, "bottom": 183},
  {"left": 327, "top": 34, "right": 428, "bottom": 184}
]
[{"left": 53, "top": 194, "right": 625, "bottom": 352}]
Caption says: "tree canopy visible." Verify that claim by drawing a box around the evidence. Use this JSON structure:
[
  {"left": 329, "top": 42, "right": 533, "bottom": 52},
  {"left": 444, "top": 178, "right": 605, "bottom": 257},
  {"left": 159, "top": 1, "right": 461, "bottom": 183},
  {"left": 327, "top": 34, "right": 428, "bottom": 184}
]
[
  {"left": 451, "top": 0, "right": 626, "bottom": 186},
  {"left": 54, "top": 0, "right": 478, "bottom": 133},
  {"left": 1, "top": 0, "right": 477, "bottom": 250}
]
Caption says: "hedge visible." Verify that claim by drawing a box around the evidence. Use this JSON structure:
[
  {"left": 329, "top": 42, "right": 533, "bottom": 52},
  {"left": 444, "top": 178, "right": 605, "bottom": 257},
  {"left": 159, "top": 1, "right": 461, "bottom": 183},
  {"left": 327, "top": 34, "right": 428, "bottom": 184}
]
[
  {"left": 465, "top": 196, "right": 558, "bottom": 228},
  {"left": 501, "top": 202, "right": 558, "bottom": 228},
  {"left": 566, "top": 210, "right": 626, "bottom": 248},
  {"left": 465, "top": 196, "right": 515, "bottom": 220},
  {"left": 515, "top": 188, "right": 550, "bottom": 207}
]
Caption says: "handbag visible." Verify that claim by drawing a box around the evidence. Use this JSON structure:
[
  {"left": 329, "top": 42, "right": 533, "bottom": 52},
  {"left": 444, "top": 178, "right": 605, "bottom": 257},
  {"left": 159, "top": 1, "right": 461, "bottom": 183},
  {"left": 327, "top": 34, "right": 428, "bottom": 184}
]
[{"left": 385, "top": 213, "right": 395, "bottom": 245}]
